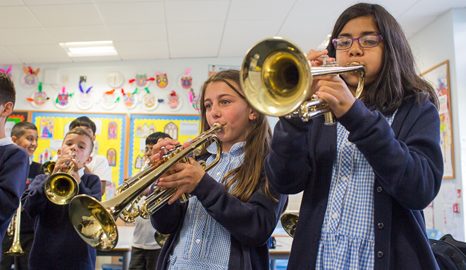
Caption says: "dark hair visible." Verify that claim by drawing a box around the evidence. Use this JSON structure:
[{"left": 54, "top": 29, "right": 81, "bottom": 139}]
[
  {"left": 146, "top": 132, "right": 171, "bottom": 145},
  {"left": 326, "top": 3, "right": 438, "bottom": 114},
  {"left": 0, "top": 73, "right": 15, "bottom": 105},
  {"left": 199, "top": 69, "right": 276, "bottom": 202},
  {"left": 11, "top": 121, "right": 37, "bottom": 138},
  {"left": 69, "top": 116, "right": 96, "bottom": 135},
  {"left": 64, "top": 127, "right": 94, "bottom": 154}
]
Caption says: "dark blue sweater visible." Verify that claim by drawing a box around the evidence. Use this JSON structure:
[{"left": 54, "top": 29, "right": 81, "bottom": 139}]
[
  {"left": 266, "top": 97, "right": 443, "bottom": 270},
  {"left": 151, "top": 172, "right": 288, "bottom": 270},
  {"left": 0, "top": 144, "right": 29, "bottom": 258},
  {"left": 23, "top": 173, "right": 101, "bottom": 270}
]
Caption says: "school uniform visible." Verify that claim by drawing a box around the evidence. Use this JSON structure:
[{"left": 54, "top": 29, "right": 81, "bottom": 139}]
[
  {"left": 0, "top": 138, "right": 29, "bottom": 259},
  {"left": 151, "top": 142, "right": 288, "bottom": 270},
  {"left": 0, "top": 159, "right": 42, "bottom": 270},
  {"left": 23, "top": 170, "right": 101, "bottom": 270},
  {"left": 266, "top": 96, "right": 443, "bottom": 269}
]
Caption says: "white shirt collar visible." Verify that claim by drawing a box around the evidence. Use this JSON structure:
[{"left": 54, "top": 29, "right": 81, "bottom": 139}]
[{"left": 0, "top": 137, "right": 13, "bottom": 147}]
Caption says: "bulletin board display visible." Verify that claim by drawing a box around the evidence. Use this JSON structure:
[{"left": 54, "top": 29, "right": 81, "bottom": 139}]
[
  {"left": 6, "top": 110, "right": 30, "bottom": 137},
  {"left": 31, "top": 112, "right": 127, "bottom": 186},
  {"left": 128, "top": 114, "right": 200, "bottom": 177}
]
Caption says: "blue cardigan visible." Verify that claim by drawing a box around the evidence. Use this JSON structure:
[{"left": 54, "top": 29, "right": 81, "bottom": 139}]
[
  {"left": 151, "top": 172, "right": 288, "bottom": 270},
  {"left": 0, "top": 144, "right": 28, "bottom": 258},
  {"left": 266, "top": 97, "right": 443, "bottom": 270},
  {"left": 23, "top": 173, "right": 101, "bottom": 270}
]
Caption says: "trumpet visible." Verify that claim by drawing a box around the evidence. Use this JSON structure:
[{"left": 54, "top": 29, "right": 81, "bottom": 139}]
[
  {"left": 280, "top": 212, "right": 299, "bottom": 238},
  {"left": 240, "top": 37, "right": 365, "bottom": 124},
  {"left": 5, "top": 201, "right": 25, "bottom": 256},
  {"left": 68, "top": 123, "right": 223, "bottom": 250},
  {"left": 44, "top": 151, "right": 79, "bottom": 205}
]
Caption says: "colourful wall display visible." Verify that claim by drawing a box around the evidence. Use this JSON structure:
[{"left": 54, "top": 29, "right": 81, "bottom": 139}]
[
  {"left": 128, "top": 114, "right": 200, "bottom": 177},
  {"left": 31, "top": 112, "right": 127, "bottom": 187}
]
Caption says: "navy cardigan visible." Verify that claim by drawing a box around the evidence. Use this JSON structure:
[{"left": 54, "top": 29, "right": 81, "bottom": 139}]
[
  {"left": 266, "top": 97, "right": 443, "bottom": 270},
  {"left": 0, "top": 144, "right": 28, "bottom": 258},
  {"left": 151, "top": 172, "right": 288, "bottom": 270},
  {"left": 23, "top": 173, "right": 101, "bottom": 270}
]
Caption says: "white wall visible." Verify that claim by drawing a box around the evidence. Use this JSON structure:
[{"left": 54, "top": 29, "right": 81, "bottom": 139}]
[{"left": 410, "top": 8, "right": 466, "bottom": 240}]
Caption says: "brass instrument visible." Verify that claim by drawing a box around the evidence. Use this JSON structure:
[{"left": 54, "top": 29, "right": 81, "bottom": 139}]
[
  {"left": 240, "top": 37, "right": 365, "bottom": 124},
  {"left": 41, "top": 160, "right": 55, "bottom": 175},
  {"left": 280, "top": 212, "right": 299, "bottom": 238},
  {"left": 154, "top": 231, "right": 169, "bottom": 247},
  {"left": 68, "top": 123, "right": 223, "bottom": 251},
  {"left": 5, "top": 202, "right": 25, "bottom": 256},
  {"left": 44, "top": 151, "right": 79, "bottom": 205}
]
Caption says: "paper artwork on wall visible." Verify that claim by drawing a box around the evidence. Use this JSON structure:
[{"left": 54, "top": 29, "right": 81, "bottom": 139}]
[
  {"left": 107, "top": 148, "right": 117, "bottom": 167},
  {"left": 164, "top": 122, "right": 178, "bottom": 140},
  {"left": 179, "top": 68, "right": 193, "bottom": 89},
  {"left": 188, "top": 88, "right": 200, "bottom": 111},
  {"left": 54, "top": 87, "right": 73, "bottom": 109},
  {"left": 155, "top": 72, "right": 169, "bottom": 89},
  {"left": 167, "top": 90, "right": 182, "bottom": 111},
  {"left": 129, "top": 74, "right": 154, "bottom": 88},
  {"left": 26, "top": 82, "right": 50, "bottom": 107},
  {"left": 0, "top": 65, "right": 13, "bottom": 80},
  {"left": 22, "top": 66, "right": 40, "bottom": 88},
  {"left": 101, "top": 89, "right": 120, "bottom": 110},
  {"left": 142, "top": 87, "right": 160, "bottom": 111},
  {"left": 121, "top": 88, "right": 138, "bottom": 110},
  {"left": 75, "top": 79, "right": 94, "bottom": 110},
  {"left": 106, "top": 72, "right": 125, "bottom": 89}
]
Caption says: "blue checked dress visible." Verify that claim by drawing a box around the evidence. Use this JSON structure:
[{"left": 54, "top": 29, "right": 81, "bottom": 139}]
[
  {"left": 315, "top": 112, "right": 395, "bottom": 269},
  {"left": 167, "top": 142, "right": 245, "bottom": 270}
]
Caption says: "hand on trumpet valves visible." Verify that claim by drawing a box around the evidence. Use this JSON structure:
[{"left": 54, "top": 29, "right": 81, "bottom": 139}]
[
  {"left": 313, "top": 74, "right": 356, "bottom": 118},
  {"left": 149, "top": 137, "right": 180, "bottom": 167},
  {"left": 54, "top": 149, "right": 81, "bottom": 184},
  {"left": 307, "top": 49, "right": 335, "bottom": 67},
  {"left": 157, "top": 157, "right": 205, "bottom": 205}
]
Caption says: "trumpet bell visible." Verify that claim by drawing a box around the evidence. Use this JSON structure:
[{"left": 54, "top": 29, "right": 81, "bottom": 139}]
[
  {"left": 44, "top": 173, "right": 79, "bottom": 205},
  {"left": 68, "top": 195, "right": 118, "bottom": 251},
  {"left": 240, "top": 37, "right": 311, "bottom": 117},
  {"left": 280, "top": 212, "right": 299, "bottom": 238}
]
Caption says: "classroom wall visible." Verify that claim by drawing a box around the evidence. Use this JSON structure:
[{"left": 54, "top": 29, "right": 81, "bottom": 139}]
[{"left": 409, "top": 8, "right": 466, "bottom": 240}]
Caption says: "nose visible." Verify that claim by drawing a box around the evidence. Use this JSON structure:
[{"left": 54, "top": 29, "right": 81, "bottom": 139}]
[
  {"left": 348, "top": 40, "right": 363, "bottom": 57},
  {"left": 209, "top": 103, "right": 221, "bottom": 119}
]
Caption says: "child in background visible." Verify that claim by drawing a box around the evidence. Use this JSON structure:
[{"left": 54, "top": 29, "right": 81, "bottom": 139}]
[
  {"left": 69, "top": 116, "right": 112, "bottom": 197},
  {"left": 0, "top": 73, "right": 29, "bottom": 260},
  {"left": 129, "top": 132, "right": 171, "bottom": 270},
  {"left": 265, "top": 3, "right": 443, "bottom": 269},
  {"left": 23, "top": 127, "right": 101, "bottom": 270},
  {"left": 150, "top": 70, "right": 287, "bottom": 270},
  {"left": 0, "top": 121, "right": 41, "bottom": 270}
]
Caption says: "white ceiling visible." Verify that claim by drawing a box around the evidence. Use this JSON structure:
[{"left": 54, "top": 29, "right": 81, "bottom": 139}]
[{"left": 0, "top": 0, "right": 465, "bottom": 64}]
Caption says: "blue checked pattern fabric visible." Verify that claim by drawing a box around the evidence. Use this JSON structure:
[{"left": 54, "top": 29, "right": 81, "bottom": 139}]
[
  {"left": 168, "top": 142, "right": 245, "bottom": 270},
  {"left": 315, "top": 112, "right": 396, "bottom": 270}
]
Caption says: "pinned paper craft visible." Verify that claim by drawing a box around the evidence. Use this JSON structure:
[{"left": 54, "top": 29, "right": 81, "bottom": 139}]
[
  {"left": 26, "top": 82, "right": 49, "bottom": 107},
  {"left": 75, "top": 80, "right": 94, "bottom": 110},
  {"left": 101, "top": 89, "right": 120, "bottom": 110},
  {"left": 0, "top": 65, "right": 12, "bottom": 79},
  {"left": 22, "top": 66, "right": 40, "bottom": 87},
  {"left": 188, "top": 88, "right": 200, "bottom": 111},
  {"left": 142, "top": 87, "right": 163, "bottom": 111},
  {"left": 106, "top": 72, "right": 125, "bottom": 88},
  {"left": 167, "top": 90, "right": 181, "bottom": 111},
  {"left": 155, "top": 72, "right": 168, "bottom": 89},
  {"left": 55, "top": 87, "right": 73, "bottom": 109},
  {"left": 128, "top": 74, "right": 154, "bottom": 88},
  {"left": 180, "top": 68, "right": 193, "bottom": 89},
  {"left": 121, "top": 88, "right": 138, "bottom": 109}
]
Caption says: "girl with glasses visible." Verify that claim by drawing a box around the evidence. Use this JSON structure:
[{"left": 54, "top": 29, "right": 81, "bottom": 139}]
[{"left": 266, "top": 2, "right": 442, "bottom": 269}]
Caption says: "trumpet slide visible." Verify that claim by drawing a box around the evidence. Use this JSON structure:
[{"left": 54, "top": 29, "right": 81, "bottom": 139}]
[{"left": 5, "top": 201, "right": 25, "bottom": 256}]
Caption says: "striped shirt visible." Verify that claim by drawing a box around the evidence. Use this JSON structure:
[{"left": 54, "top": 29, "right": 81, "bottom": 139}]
[
  {"left": 315, "top": 112, "right": 396, "bottom": 269},
  {"left": 168, "top": 141, "right": 245, "bottom": 270}
]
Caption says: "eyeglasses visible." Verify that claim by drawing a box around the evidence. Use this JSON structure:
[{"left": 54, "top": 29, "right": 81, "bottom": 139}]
[{"left": 332, "top": 34, "right": 383, "bottom": 50}]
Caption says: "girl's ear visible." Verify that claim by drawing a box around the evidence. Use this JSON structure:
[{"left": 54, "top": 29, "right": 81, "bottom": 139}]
[{"left": 249, "top": 108, "right": 257, "bottom": 121}]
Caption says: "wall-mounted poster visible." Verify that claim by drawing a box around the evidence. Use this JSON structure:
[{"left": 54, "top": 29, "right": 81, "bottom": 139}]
[
  {"left": 421, "top": 60, "right": 455, "bottom": 179},
  {"left": 6, "top": 111, "right": 30, "bottom": 137},
  {"left": 31, "top": 112, "right": 128, "bottom": 187},
  {"left": 128, "top": 114, "right": 200, "bottom": 177}
]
